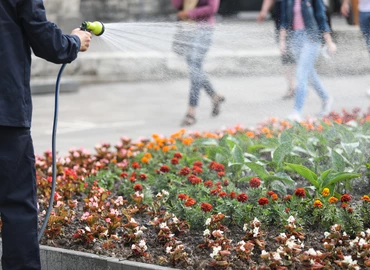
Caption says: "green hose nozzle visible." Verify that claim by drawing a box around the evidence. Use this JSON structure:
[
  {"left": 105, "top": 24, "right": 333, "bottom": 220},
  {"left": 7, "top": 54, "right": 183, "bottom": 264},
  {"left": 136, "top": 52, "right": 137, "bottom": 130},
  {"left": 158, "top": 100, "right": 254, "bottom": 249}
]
[{"left": 81, "top": 21, "right": 105, "bottom": 36}]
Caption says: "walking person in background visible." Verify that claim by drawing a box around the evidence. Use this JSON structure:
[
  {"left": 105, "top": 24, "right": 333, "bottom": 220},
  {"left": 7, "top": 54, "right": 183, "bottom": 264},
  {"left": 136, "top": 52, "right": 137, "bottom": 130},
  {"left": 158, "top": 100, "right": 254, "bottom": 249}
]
[
  {"left": 341, "top": 0, "right": 370, "bottom": 96},
  {"left": 171, "top": 0, "right": 225, "bottom": 126},
  {"left": 280, "top": 0, "right": 336, "bottom": 121},
  {"left": 0, "top": 0, "right": 91, "bottom": 269},
  {"left": 258, "top": 0, "right": 296, "bottom": 99}
]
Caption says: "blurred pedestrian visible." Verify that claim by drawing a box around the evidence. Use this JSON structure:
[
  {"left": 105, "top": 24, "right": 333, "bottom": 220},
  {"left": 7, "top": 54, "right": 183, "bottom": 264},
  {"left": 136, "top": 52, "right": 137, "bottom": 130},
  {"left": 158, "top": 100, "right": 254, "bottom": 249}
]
[
  {"left": 172, "top": 0, "right": 225, "bottom": 126},
  {"left": 341, "top": 0, "right": 370, "bottom": 96},
  {"left": 0, "top": 0, "right": 91, "bottom": 269},
  {"left": 280, "top": 0, "right": 336, "bottom": 121},
  {"left": 258, "top": 0, "right": 296, "bottom": 99}
]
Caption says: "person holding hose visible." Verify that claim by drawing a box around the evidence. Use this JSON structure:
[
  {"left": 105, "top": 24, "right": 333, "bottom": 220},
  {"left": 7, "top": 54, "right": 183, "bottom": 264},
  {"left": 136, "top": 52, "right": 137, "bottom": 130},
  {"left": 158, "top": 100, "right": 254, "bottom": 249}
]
[
  {"left": 0, "top": 0, "right": 91, "bottom": 269},
  {"left": 280, "top": 0, "right": 336, "bottom": 121},
  {"left": 171, "top": 0, "right": 225, "bottom": 126}
]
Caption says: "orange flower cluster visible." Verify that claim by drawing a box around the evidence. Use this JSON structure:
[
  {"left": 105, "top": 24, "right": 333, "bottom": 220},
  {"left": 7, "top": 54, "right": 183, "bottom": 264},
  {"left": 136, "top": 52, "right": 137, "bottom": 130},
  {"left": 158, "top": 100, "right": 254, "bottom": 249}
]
[
  {"left": 295, "top": 188, "right": 306, "bottom": 198},
  {"left": 328, "top": 197, "right": 338, "bottom": 204},
  {"left": 362, "top": 195, "right": 370, "bottom": 202},
  {"left": 313, "top": 199, "right": 323, "bottom": 208},
  {"left": 201, "top": 203, "right": 213, "bottom": 212}
]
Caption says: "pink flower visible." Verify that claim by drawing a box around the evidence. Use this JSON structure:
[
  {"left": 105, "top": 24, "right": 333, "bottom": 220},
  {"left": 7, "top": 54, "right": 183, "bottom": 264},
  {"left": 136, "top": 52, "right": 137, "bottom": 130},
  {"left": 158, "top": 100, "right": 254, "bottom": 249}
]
[{"left": 105, "top": 218, "right": 112, "bottom": 223}]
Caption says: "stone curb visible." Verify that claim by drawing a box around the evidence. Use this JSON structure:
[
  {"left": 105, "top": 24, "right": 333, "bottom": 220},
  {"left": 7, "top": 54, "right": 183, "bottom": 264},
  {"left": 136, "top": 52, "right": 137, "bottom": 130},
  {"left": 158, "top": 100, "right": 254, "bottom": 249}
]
[
  {"left": 0, "top": 242, "right": 175, "bottom": 270},
  {"left": 31, "top": 79, "right": 79, "bottom": 95}
]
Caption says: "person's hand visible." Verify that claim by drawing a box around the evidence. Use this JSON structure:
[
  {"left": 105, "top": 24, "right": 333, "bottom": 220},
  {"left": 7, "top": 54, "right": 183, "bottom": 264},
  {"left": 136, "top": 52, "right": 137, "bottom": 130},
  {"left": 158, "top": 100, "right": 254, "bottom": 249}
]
[
  {"left": 177, "top": 10, "right": 189, "bottom": 20},
  {"left": 71, "top": 28, "right": 92, "bottom": 52},
  {"left": 257, "top": 11, "right": 267, "bottom": 22},
  {"left": 280, "top": 40, "right": 287, "bottom": 54},
  {"left": 341, "top": 3, "right": 350, "bottom": 17},
  {"left": 327, "top": 41, "right": 337, "bottom": 55}
]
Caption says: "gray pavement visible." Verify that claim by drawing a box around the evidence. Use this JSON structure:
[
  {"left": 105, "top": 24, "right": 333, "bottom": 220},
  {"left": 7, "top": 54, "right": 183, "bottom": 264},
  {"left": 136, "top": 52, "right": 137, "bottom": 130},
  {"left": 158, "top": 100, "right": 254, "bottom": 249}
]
[{"left": 32, "top": 75, "right": 370, "bottom": 155}]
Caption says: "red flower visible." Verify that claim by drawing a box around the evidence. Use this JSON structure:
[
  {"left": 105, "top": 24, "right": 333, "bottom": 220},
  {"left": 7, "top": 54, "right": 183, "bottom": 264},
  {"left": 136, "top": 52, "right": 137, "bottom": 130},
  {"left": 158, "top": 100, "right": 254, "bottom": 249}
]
[
  {"left": 218, "top": 171, "right": 226, "bottom": 177},
  {"left": 295, "top": 188, "right": 306, "bottom": 198},
  {"left": 120, "top": 172, "right": 128, "bottom": 178},
  {"left": 229, "top": 192, "right": 237, "bottom": 199},
  {"left": 178, "top": 194, "right": 188, "bottom": 200},
  {"left": 209, "top": 162, "right": 225, "bottom": 172},
  {"left": 160, "top": 165, "right": 170, "bottom": 173},
  {"left": 132, "top": 162, "right": 140, "bottom": 169},
  {"left": 201, "top": 202, "right": 213, "bottom": 212},
  {"left": 192, "top": 166, "right": 203, "bottom": 174},
  {"left": 341, "top": 203, "right": 348, "bottom": 209},
  {"left": 348, "top": 207, "right": 354, "bottom": 213},
  {"left": 204, "top": 180, "right": 213, "bottom": 188},
  {"left": 188, "top": 175, "right": 202, "bottom": 185},
  {"left": 249, "top": 177, "right": 261, "bottom": 188},
  {"left": 179, "top": 167, "right": 190, "bottom": 176},
  {"left": 223, "top": 179, "right": 229, "bottom": 186},
  {"left": 267, "top": 191, "right": 275, "bottom": 196},
  {"left": 184, "top": 198, "right": 196, "bottom": 207},
  {"left": 174, "top": 152, "right": 183, "bottom": 159},
  {"left": 216, "top": 182, "right": 222, "bottom": 186},
  {"left": 284, "top": 195, "right": 292, "bottom": 201},
  {"left": 258, "top": 197, "right": 269, "bottom": 206},
  {"left": 237, "top": 193, "right": 248, "bottom": 203},
  {"left": 129, "top": 177, "right": 136, "bottom": 182},
  {"left": 340, "top": 194, "right": 351, "bottom": 203},
  {"left": 133, "top": 184, "right": 143, "bottom": 191},
  {"left": 171, "top": 158, "right": 179, "bottom": 165},
  {"left": 285, "top": 208, "right": 290, "bottom": 213},
  {"left": 193, "top": 161, "right": 203, "bottom": 168},
  {"left": 139, "top": 174, "right": 147, "bottom": 180},
  {"left": 218, "top": 191, "right": 228, "bottom": 198},
  {"left": 210, "top": 187, "right": 221, "bottom": 195},
  {"left": 272, "top": 193, "right": 278, "bottom": 201}
]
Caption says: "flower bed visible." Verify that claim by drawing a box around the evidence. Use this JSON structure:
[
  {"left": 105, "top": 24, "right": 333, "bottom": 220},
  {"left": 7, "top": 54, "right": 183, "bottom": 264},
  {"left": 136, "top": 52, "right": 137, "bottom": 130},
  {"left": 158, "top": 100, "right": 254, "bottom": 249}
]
[{"left": 3, "top": 109, "right": 370, "bottom": 269}]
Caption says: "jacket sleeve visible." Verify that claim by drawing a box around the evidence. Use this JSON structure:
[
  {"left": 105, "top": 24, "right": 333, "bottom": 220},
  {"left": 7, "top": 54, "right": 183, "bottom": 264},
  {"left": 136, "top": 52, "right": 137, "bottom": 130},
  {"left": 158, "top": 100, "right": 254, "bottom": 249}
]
[
  {"left": 17, "top": 0, "right": 81, "bottom": 64},
  {"left": 313, "top": 0, "right": 331, "bottom": 33},
  {"left": 280, "top": 0, "right": 288, "bottom": 29},
  {"left": 172, "top": 0, "right": 183, "bottom": 10},
  {"left": 187, "top": 0, "right": 220, "bottom": 20}
]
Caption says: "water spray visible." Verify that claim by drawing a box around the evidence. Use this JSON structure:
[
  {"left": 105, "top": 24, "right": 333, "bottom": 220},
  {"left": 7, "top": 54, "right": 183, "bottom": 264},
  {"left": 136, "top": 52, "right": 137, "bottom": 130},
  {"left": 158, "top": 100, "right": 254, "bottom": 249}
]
[{"left": 38, "top": 21, "right": 105, "bottom": 242}]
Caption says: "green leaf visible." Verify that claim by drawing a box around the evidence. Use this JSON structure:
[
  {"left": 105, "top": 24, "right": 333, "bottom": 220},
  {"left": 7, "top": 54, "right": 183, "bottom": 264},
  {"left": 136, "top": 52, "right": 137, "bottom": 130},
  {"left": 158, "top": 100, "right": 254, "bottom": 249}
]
[
  {"left": 273, "top": 142, "right": 293, "bottom": 167},
  {"left": 245, "top": 162, "right": 269, "bottom": 179},
  {"left": 331, "top": 150, "right": 345, "bottom": 172},
  {"left": 237, "top": 176, "right": 254, "bottom": 183},
  {"left": 193, "top": 138, "right": 218, "bottom": 146},
  {"left": 231, "top": 145, "right": 245, "bottom": 164},
  {"left": 270, "top": 181, "right": 287, "bottom": 196},
  {"left": 285, "top": 163, "right": 319, "bottom": 188},
  {"left": 326, "top": 172, "right": 361, "bottom": 187},
  {"left": 265, "top": 172, "right": 296, "bottom": 189}
]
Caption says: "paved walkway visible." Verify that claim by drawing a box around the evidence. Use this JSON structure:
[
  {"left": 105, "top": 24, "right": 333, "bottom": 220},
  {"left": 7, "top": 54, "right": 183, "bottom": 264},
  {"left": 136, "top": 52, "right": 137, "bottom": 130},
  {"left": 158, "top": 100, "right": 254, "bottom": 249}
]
[{"left": 32, "top": 75, "right": 370, "bottom": 155}]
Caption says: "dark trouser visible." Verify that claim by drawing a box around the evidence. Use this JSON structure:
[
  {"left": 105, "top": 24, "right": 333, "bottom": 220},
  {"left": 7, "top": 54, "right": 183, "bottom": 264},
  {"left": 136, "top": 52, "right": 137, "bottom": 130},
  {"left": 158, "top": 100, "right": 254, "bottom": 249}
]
[
  {"left": 0, "top": 126, "right": 40, "bottom": 270},
  {"left": 186, "top": 27, "right": 216, "bottom": 107},
  {"left": 360, "top": 12, "right": 370, "bottom": 53}
]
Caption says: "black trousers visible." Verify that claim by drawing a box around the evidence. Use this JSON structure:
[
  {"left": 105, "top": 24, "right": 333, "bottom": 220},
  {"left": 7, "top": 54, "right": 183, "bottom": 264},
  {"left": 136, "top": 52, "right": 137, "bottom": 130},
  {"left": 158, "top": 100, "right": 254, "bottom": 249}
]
[{"left": 0, "top": 126, "right": 40, "bottom": 270}]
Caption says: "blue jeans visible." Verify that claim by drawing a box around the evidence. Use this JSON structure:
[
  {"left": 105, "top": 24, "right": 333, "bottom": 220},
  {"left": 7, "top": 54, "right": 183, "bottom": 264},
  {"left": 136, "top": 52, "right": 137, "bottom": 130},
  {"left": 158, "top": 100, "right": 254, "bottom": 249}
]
[
  {"left": 291, "top": 31, "right": 329, "bottom": 113},
  {"left": 186, "top": 27, "right": 216, "bottom": 107},
  {"left": 360, "top": 12, "right": 370, "bottom": 53}
]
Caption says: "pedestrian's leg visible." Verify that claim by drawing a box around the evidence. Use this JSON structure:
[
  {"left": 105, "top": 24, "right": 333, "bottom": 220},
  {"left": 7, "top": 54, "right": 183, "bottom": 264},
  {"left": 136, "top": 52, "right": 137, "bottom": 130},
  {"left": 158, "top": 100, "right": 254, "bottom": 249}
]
[
  {"left": 359, "top": 12, "right": 370, "bottom": 97},
  {"left": 0, "top": 127, "right": 41, "bottom": 270}
]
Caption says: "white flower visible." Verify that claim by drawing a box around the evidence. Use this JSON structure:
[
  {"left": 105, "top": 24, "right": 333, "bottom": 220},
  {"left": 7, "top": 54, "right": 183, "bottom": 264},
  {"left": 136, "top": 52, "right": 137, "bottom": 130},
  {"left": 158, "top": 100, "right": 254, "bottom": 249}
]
[
  {"left": 361, "top": 231, "right": 366, "bottom": 238},
  {"left": 324, "top": 231, "right": 330, "bottom": 238},
  {"left": 310, "top": 259, "right": 315, "bottom": 265},
  {"left": 159, "top": 222, "right": 168, "bottom": 229},
  {"left": 243, "top": 223, "right": 248, "bottom": 232},
  {"left": 286, "top": 239, "right": 296, "bottom": 249},
  {"left": 240, "top": 245, "right": 245, "bottom": 251},
  {"left": 287, "top": 216, "right": 295, "bottom": 224},
  {"left": 162, "top": 190, "right": 169, "bottom": 196},
  {"left": 210, "top": 246, "right": 222, "bottom": 258},
  {"left": 366, "top": 229, "right": 370, "bottom": 235},
  {"left": 277, "top": 247, "right": 284, "bottom": 254},
  {"left": 307, "top": 248, "right": 317, "bottom": 256},
  {"left": 252, "top": 217, "right": 260, "bottom": 226},
  {"left": 358, "top": 238, "right": 366, "bottom": 247},
  {"left": 214, "top": 230, "right": 224, "bottom": 235},
  {"left": 131, "top": 244, "right": 136, "bottom": 250},
  {"left": 273, "top": 252, "right": 282, "bottom": 261},
  {"left": 261, "top": 250, "right": 268, "bottom": 255},
  {"left": 205, "top": 218, "right": 211, "bottom": 226},
  {"left": 172, "top": 216, "right": 179, "bottom": 224},
  {"left": 130, "top": 218, "right": 137, "bottom": 224},
  {"left": 166, "top": 247, "right": 173, "bottom": 254},
  {"left": 317, "top": 251, "right": 322, "bottom": 256},
  {"left": 280, "top": 233, "right": 287, "bottom": 239},
  {"left": 343, "top": 232, "right": 348, "bottom": 237},
  {"left": 238, "top": 240, "right": 246, "bottom": 246},
  {"left": 85, "top": 226, "right": 91, "bottom": 232},
  {"left": 134, "top": 230, "right": 143, "bottom": 237},
  {"left": 203, "top": 229, "right": 210, "bottom": 236},
  {"left": 138, "top": 240, "right": 147, "bottom": 251},
  {"left": 253, "top": 227, "right": 259, "bottom": 237},
  {"left": 342, "top": 255, "right": 358, "bottom": 267}
]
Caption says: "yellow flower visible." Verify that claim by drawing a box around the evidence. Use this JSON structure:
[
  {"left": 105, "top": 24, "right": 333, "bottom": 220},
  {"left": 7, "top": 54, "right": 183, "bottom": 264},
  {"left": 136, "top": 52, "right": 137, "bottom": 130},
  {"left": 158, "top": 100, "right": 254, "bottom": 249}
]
[
  {"left": 321, "top": 188, "right": 330, "bottom": 197},
  {"left": 313, "top": 199, "right": 323, "bottom": 208},
  {"left": 328, "top": 197, "right": 338, "bottom": 204}
]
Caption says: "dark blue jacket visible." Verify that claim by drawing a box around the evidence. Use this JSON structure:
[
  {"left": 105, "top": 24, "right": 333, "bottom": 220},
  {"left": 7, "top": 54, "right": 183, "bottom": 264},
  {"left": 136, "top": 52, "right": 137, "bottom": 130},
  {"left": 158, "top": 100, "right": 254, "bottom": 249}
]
[
  {"left": 0, "top": 0, "right": 81, "bottom": 128},
  {"left": 280, "top": 0, "right": 331, "bottom": 40}
]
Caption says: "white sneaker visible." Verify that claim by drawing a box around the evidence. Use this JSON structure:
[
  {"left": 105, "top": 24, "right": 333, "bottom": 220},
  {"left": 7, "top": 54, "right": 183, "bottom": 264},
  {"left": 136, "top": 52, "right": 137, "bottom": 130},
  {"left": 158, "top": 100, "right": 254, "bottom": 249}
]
[
  {"left": 318, "top": 96, "right": 333, "bottom": 117},
  {"left": 287, "top": 111, "right": 302, "bottom": 122},
  {"left": 367, "top": 89, "right": 370, "bottom": 97}
]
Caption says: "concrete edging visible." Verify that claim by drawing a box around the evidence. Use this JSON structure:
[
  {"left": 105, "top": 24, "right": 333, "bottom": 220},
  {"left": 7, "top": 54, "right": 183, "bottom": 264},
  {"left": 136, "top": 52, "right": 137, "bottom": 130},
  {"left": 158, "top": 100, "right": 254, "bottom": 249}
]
[{"left": 0, "top": 242, "right": 175, "bottom": 270}]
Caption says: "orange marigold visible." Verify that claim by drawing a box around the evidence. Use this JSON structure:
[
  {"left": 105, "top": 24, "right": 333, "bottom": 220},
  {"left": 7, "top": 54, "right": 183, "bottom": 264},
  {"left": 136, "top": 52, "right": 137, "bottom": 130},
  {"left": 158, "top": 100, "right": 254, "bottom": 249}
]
[
  {"left": 340, "top": 194, "right": 351, "bottom": 203},
  {"left": 182, "top": 138, "right": 194, "bottom": 145},
  {"left": 362, "top": 195, "right": 370, "bottom": 202},
  {"left": 295, "top": 188, "right": 306, "bottom": 198},
  {"left": 328, "top": 197, "right": 338, "bottom": 204},
  {"left": 258, "top": 197, "right": 269, "bottom": 206},
  {"left": 141, "top": 157, "right": 149, "bottom": 163},
  {"left": 313, "top": 199, "right": 323, "bottom": 208},
  {"left": 249, "top": 177, "right": 261, "bottom": 188},
  {"left": 201, "top": 203, "right": 213, "bottom": 212},
  {"left": 178, "top": 194, "right": 188, "bottom": 200},
  {"left": 133, "top": 184, "right": 143, "bottom": 191},
  {"left": 272, "top": 193, "right": 279, "bottom": 201},
  {"left": 162, "top": 146, "right": 170, "bottom": 153},
  {"left": 246, "top": 131, "right": 255, "bottom": 138}
]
